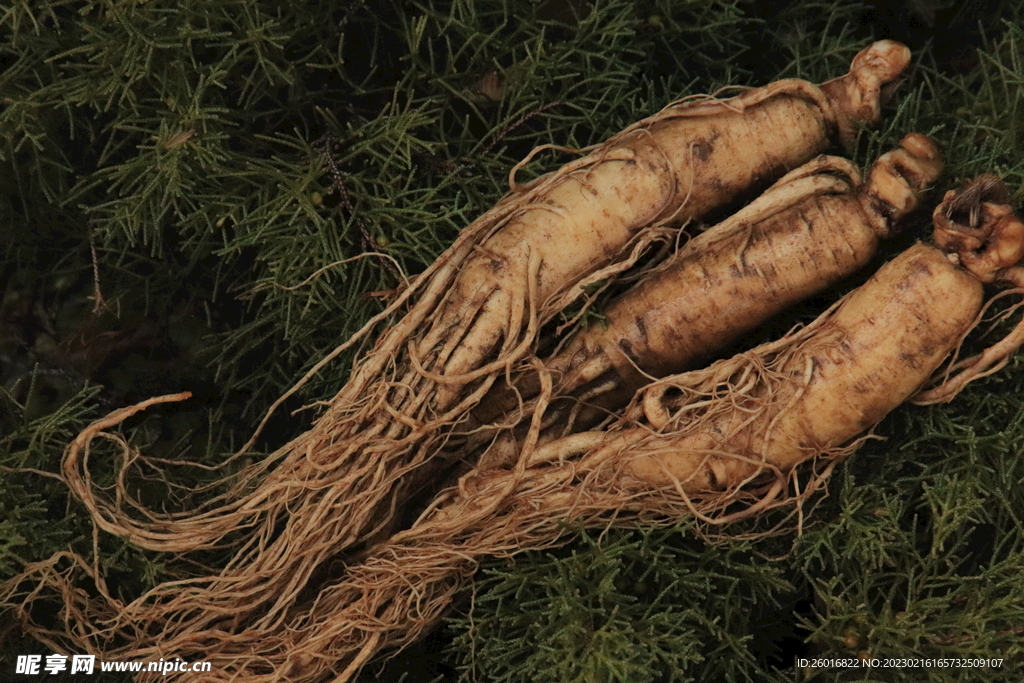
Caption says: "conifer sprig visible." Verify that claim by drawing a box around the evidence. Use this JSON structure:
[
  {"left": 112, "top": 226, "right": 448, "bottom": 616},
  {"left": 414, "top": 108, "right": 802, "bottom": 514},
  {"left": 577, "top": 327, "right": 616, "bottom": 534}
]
[{"left": 3, "top": 1, "right": 1024, "bottom": 680}]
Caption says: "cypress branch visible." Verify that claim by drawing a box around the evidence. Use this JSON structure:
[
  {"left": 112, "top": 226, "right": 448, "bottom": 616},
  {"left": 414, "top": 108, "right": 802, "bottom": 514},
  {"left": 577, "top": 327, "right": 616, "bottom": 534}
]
[{"left": 2, "top": 0, "right": 1024, "bottom": 680}]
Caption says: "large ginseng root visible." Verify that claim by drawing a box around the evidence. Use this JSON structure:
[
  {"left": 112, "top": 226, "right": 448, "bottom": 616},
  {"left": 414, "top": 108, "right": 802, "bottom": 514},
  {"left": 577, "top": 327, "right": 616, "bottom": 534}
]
[
  {"left": 0, "top": 43, "right": 911, "bottom": 663},
  {"left": 106, "top": 176, "right": 1024, "bottom": 683},
  {"left": 457, "top": 133, "right": 941, "bottom": 473}
]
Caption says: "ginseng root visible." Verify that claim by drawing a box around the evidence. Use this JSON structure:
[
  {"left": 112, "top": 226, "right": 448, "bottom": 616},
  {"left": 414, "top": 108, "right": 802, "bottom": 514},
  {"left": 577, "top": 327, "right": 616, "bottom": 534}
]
[
  {"left": 0, "top": 42, "right": 912, "bottom": 668},
  {"left": 120, "top": 176, "right": 1024, "bottom": 683}
]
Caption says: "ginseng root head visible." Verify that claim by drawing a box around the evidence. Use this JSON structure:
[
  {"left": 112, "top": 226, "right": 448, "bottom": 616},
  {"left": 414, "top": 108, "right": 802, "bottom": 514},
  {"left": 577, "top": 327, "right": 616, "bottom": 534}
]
[
  {"left": 851, "top": 39, "right": 913, "bottom": 86},
  {"left": 933, "top": 175, "right": 1024, "bottom": 282},
  {"left": 820, "top": 40, "right": 912, "bottom": 145},
  {"left": 861, "top": 133, "right": 943, "bottom": 237}
]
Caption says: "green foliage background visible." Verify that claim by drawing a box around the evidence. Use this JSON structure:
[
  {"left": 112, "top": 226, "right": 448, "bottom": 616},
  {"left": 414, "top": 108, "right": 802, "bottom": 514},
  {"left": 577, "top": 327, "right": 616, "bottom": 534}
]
[{"left": 2, "top": 0, "right": 1023, "bottom": 681}]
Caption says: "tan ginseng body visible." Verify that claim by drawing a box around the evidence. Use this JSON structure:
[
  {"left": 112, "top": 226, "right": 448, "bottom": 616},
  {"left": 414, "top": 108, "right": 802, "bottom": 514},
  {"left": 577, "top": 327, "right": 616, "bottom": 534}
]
[
  {"left": 430, "top": 40, "right": 911, "bottom": 407},
  {"left": 624, "top": 243, "right": 983, "bottom": 490}
]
